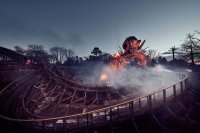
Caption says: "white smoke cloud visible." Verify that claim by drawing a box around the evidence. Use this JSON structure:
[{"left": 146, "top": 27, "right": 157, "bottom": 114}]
[{"left": 81, "top": 64, "right": 179, "bottom": 98}]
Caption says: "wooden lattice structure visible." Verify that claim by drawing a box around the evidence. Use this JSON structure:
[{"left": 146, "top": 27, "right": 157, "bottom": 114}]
[{"left": 0, "top": 64, "right": 188, "bottom": 132}]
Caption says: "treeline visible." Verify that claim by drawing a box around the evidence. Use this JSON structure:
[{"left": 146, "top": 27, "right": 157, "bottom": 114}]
[
  {"left": 162, "top": 31, "right": 200, "bottom": 66},
  {"left": 13, "top": 45, "right": 112, "bottom": 66},
  {"left": 13, "top": 31, "right": 200, "bottom": 66},
  {"left": 14, "top": 45, "right": 77, "bottom": 64},
  {"left": 147, "top": 31, "right": 200, "bottom": 66}
]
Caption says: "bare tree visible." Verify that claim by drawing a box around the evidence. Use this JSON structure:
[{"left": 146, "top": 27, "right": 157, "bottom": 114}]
[
  {"left": 146, "top": 49, "right": 160, "bottom": 60},
  {"left": 49, "top": 47, "right": 75, "bottom": 64},
  {"left": 58, "top": 47, "right": 66, "bottom": 63},
  {"left": 181, "top": 32, "right": 200, "bottom": 65},
  {"left": 26, "top": 44, "right": 49, "bottom": 63},
  {"left": 66, "top": 49, "right": 75, "bottom": 58},
  {"left": 49, "top": 47, "right": 59, "bottom": 63},
  {"left": 59, "top": 47, "right": 68, "bottom": 63}
]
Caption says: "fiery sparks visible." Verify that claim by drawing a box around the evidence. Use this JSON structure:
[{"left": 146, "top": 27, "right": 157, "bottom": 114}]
[
  {"left": 113, "top": 51, "right": 120, "bottom": 57},
  {"left": 100, "top": 36, "right": 149, "bottom": 84},
  {"left": 109, "top": 36, "right": 149, "bottom": 70}
]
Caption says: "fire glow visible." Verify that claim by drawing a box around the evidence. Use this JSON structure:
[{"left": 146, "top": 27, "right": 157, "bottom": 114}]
[
  {"left": 99, "top": 36, "right": 149, "bottom": 83},
  {"left": 100, "top": 73, "right": 108, "bottom": 81},
  {"left": 109, "top": 36, "right": 149, "bottom": 70}
]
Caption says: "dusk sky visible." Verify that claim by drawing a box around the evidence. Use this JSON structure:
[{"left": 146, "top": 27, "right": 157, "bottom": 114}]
[{"left": 0, "top": 0, "right": 200, "bottom": 56}]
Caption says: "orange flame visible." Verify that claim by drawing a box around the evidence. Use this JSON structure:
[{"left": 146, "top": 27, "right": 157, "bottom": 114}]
[
  {"left": 100, "top": 73, "right": 108, "bottom": 81},
  {"left": 113, "top": 51, "right": 120, "bottom": 57}
]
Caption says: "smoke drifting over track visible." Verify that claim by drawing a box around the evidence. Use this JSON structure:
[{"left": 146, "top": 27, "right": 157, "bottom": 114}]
[{"left": 79, "top": 64, "right": 180, "bottom": 98}]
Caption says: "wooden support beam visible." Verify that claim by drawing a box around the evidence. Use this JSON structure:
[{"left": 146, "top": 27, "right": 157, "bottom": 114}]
[
  {"left": 42, "top": 121, "right": 45, "bottom": 132},
  {"left": 117, "top": 106, "right": 120, "bottom": 119},
  {"left": 173, "top": 85, "right": 176, "bottom": 98},
  {"left": 91, "top": 114, "right": 93, "bottom": 124},
  {"left": 177, "top": 101, "right": 188, "bottom": 112},
  {"left": 130, "top": 101, "right": 134, "bottom": 117},
  {"left": 139, "top": 99, "right": 141, "bottom": 108},
  {"left": 166, "top": 106, "right": 177, "bottom": 118},
  {"left": 77, "top": 117, "right": 80, "bottom": 127},
  {"left": 105, "top": 110, "right": 107, "bottom": 120},
  {"left": 63, "top": 118, "right": 67, "bottom": 133},
  {"left": 96, "top": 92, "right": 99, "bottom": 105},
  {"left": 148, "top": 95, "right": 152, "bottom": 110},
  {"left": 109, "top": 108, "right": 112, "bottom": 124},
  {"left": 86, "top": 114, "right": 89, "bottom": 130},
  {"left": 180, "top": 82, "right": 183, "bottom": 94},
  {"left": 66, "top": 90, "right": 76, "bottom": 115},
  {"left": 163, "top": 90, "right": 166, "bottom": 102},
  {"left": 53, "top": 120, "right": 56, "bottom": 130}
]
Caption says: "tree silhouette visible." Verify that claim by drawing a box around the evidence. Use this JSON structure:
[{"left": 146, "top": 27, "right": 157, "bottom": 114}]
[
  {"left": 146, "top": 49, "right": 160, "bottom": 60},
  {"left": 91, "top": 47, "right": 102, "bottom": 56},
  {"left": 49, "top": 47, "right": 75, "bottom": 64},
  {"left": 26, "top": 44, "right": 49, "bottom": 63},
  {"left": 49, "top": 47, "right": 59, "bottom": 63},
  {"left": 181, "top": 32, "right": 200, "bottom": 65},
  {"left": 13, "top": 45, "right": 26, "bottom": 55}
]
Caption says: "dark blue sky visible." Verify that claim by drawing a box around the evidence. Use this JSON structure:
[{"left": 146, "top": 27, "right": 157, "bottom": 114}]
[{"left": 0, "top": 0, "right": 200, "bottom": 56}]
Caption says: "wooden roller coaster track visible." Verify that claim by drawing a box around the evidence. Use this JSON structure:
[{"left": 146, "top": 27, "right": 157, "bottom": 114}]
[{"left": 0, "top": 64, "right": 188, "bottom": 132}]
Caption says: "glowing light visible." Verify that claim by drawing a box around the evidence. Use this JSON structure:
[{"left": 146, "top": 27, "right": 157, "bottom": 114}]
[
  {"left": 186, "top": 68, "right": 192, "bottom": 72},
  {"left": 26, "top": 60, "right": 31, "bottom": 65},
  {"left": 100, "top": 73, "right": 108, "bottom": 81},
  {"left": 114, "top": 52, "right": 120, "bottom": 57},
  {"left": 110, "top": 38, "right": 148, "bottom": 70},
  {"left": 195, "top": 61, "right": 200, "bottom": 65}
]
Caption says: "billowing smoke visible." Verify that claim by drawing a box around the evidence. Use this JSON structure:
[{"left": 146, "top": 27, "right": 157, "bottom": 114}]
[{"left": 80, "top": 64, "right": 179, "bottom": 97}]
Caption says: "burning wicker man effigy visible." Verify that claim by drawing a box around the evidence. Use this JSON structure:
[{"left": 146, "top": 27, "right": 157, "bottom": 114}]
[
  {"left": 100, "top": 36, "right": 149, "bottom": 82},
  {"left": 110, "top": 36, "right": 149, "bottom": 70}
]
